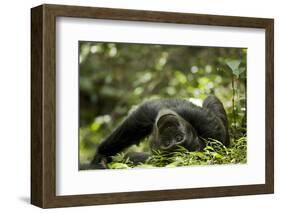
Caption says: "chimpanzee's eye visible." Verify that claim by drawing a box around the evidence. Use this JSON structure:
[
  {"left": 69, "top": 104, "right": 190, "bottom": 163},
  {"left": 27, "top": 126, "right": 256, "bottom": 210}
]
[{"left": 175, "top": 134, "right": 183, "bottom": 142}]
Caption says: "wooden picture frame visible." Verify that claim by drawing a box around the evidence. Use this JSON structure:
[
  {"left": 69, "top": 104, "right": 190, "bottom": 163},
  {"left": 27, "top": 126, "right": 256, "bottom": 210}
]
[{"left": 31, "top": 4, "right": 274, "bottom": 208}]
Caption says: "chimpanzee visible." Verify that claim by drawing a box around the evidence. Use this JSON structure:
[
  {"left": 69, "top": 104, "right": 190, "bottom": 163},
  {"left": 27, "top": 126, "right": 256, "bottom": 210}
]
[{"left": 90, "top": 95, "right": 229, "bottom": 169}]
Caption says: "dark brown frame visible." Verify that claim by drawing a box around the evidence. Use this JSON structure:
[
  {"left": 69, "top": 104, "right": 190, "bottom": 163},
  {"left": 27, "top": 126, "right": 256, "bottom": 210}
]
[{"left": 31, "top": 4, "right": 274, "bottom": 208}]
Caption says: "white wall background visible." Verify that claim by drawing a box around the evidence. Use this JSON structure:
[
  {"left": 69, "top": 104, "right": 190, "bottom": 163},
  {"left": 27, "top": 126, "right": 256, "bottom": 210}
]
[{"left": 0, "top": 0, "right": 279, "bottom": 212}]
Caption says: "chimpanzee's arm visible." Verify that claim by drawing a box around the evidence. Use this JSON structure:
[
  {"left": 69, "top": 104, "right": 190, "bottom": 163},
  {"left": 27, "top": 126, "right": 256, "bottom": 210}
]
[
  {"left": 175, "top": 97, "right": 229, "bottom": 147},
  {"left": 203, "top": 95, "right": 228, "bottom": 128},
  {"left": 90, "top": 102, "right": 158, "bottom": 169},
  {"left": 202, "top": 95, "right": 230, "bottom": 146}
]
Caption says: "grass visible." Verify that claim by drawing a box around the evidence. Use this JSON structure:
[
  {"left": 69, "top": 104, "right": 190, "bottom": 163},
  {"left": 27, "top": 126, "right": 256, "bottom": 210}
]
[{"left": 107, "top": 136, "right": 247, "bottom": 169}]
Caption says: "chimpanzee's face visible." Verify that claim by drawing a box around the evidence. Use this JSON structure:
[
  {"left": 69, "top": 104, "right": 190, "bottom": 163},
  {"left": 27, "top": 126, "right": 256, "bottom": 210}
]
[{"left": 151, "top": 110, "right": 202, "bottom": 152}]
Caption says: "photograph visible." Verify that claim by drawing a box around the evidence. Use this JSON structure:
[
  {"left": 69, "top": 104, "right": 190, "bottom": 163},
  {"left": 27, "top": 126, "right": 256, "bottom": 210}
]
[
  {"left": 79, "top": 42, "right": 247, "bottom": 170},
  {"left": 30, "top": 4, "right": 274, "bottom": 208}
]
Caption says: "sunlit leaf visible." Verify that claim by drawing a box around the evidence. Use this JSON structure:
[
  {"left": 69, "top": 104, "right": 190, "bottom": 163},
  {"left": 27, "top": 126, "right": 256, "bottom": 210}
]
[
  {"left": 109, "top": 163, "right": 130, "bottom": 169},
  {"left": 90, "top": 122, "right": 100, "bottom": 131},
  {"left": 212, "top": 153, "right": 224, "bottom": 159}
]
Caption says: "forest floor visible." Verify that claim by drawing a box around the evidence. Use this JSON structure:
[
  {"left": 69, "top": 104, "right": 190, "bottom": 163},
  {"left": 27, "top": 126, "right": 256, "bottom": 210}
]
[{"left": 107, "top": 137, "right": 247, "bottom": 169}]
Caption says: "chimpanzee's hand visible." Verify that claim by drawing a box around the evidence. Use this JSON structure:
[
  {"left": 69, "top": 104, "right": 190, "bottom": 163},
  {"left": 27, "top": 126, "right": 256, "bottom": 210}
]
[{"left": 89, "top": 152, "right": 110, "bottom": 169}]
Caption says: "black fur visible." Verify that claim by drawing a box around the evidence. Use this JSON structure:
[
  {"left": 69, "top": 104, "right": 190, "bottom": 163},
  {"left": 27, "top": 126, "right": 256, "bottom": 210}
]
[{"left": 90, "top": 95, "right": 229, "bottom": 169}]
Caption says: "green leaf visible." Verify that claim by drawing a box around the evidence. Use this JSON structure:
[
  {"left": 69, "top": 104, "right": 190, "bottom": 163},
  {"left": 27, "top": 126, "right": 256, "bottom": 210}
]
[
  {"left": 108, "top": 163, "right": 130, "bottom": 169},
  {"left": 239, "top": 67, "right": 246, "bottom": 74},
  {"left": 165, "top": 161, "right": 180, "bottom": 167},
  {"left": 226, "top": 60, "right": 240, "bottom": 71},
  {"left": 212, "top": 153, "right": 224, "bottom": 159},
  {"left": 192, "top": 152, "right": 205, "bottom": 158},
  {"left": 90, "top": 122, "right": 100, "bottom": 131},
  {"left": 204, "top": 146, "right": 214, "bottom": 151},
  {"left": 226, "top": 60, "right": 243, "bottom": 77}
]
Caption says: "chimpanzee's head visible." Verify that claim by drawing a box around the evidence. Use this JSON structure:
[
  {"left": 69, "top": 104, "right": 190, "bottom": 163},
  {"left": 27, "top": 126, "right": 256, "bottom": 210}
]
[{"left": 150, "top": 109, "right": 202, "bottom": 152}]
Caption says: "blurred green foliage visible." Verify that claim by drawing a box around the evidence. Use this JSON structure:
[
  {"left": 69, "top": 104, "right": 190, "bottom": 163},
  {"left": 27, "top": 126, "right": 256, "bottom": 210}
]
[{"left": 79, "top": 42, "right": 247, "bottom": 167}]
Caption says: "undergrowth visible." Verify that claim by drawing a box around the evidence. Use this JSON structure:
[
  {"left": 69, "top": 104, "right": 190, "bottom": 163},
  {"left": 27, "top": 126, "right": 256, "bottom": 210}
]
[{"left": 107, "top": 136, "right": 247, "bottom": 169}]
